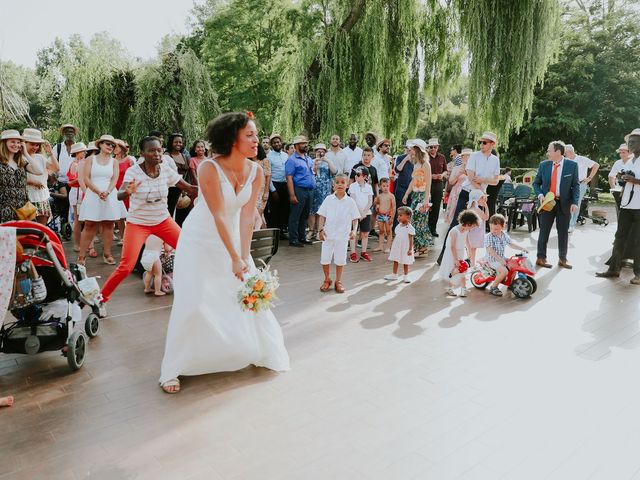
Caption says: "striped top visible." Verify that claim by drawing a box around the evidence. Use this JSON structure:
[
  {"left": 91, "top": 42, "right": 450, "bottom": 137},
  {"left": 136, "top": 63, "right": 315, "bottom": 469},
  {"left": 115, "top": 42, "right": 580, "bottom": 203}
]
[{"left": 123, "top": 162, "right": 181, "bottom": 226}]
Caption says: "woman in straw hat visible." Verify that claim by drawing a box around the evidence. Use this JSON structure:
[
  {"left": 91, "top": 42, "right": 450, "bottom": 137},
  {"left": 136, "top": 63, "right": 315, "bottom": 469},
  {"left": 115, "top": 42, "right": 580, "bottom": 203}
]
[
  {"left": 23, "top": 128, "right": 54, "bottom": 225},
  {"left": 0, "top": 130, "right": 43, "bottom": 223},
  {"left": 401, "top": 139, "right": 434, "bottom": 254},
  {"left": 77, "top": 134, "right": 126, "bottom": 265}
]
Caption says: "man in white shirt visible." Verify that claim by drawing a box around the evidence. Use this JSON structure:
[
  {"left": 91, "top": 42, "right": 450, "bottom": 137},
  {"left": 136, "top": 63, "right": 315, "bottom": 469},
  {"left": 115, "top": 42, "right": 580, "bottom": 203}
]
[
  {"left": 597, "top": 129, "right": 640, "bottom": 285},
  {"left": 373, "top": 138, "right": 392, "bottom": 180},
  {"left": 341, "top": 134, "right": 363, "bottom": 174},
  {"left": 52, "top": 124, "right": 78, "bottom": 182},
  {"left": 325, "top": 134, "right": 348, "bottom": 174},
  {"left": 564, "top": 144, "right": 600, "bottom": 231},
  {"left": 609, "top": 143, "right": 632, "bottom": 216}
]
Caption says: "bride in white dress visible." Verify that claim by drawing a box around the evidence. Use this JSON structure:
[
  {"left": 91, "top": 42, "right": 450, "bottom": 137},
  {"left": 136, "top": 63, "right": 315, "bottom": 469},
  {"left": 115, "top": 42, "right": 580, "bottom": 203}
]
[{"left": 159, "top": 113, "right": 290, "bottom": 393}]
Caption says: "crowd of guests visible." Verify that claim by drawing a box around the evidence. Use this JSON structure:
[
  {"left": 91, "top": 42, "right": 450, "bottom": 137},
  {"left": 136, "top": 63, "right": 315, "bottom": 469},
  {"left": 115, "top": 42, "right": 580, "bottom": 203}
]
[{"left": 1, "top": 122, "right": 638, "bottom": 304}]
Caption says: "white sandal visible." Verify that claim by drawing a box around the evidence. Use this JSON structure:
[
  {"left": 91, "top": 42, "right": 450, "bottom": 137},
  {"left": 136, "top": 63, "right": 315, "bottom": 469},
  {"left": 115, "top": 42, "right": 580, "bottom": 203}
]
[{"left": 160, "top": 379, "right": 180, "bottom": 394}]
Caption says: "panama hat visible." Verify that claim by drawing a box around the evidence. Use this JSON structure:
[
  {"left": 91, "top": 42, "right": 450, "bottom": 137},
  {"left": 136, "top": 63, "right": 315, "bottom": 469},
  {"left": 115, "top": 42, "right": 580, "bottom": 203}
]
[
  {"left": 537, "top": 191, "right": 556, "bottom": 213},
  {"left": 405, "top": 139, "right": 415, "bottom": 148},
  {"left": 427, "top": 137, "right": 440, "bottom": 147},
  {"left": 479, "top": 131, "right": 498, "bottom": 143},
  {"left": 292, "top": 135, "right": 309, "bottom": 145},
  {"left": 114, "top": 138, "right": 127, "bottom": 148},
  {"left": 314, "top": 143, "right": 327, "bottom": 151},
  {"left": 376, "top": 138, "right": 391, "bottom": 148},
  {"left": 269, "top": 133, "right": 282, "bottom": 143},
  {"left": 22, "top": 128, "right": 46, "bottom": 144},
  {"left": 461, "top": 148, "right": 473, "bottom": 155},
  {"left": 59, "top": 124, "right": 79, "bottom": 135},
  {"left": 412, "top": 139, "right": 428, "bottom": 154},
  {"left": 1, "top": 129, "right": 23, "bottom": 141},
  {"left": 624, "top": 128, "right": 640, "bottom": 142},
  {"left": 95, "top": 134, "right": 116, "bottom": 147},
  {"left": 365, "top": 131, "right": 379, "bottom": 143},
  {"left": 86, "top": 141, "right": 99, "bottom": 153},
  {"left": 70, "top": 142, "right": 87, "bottom": 155},
  {"left": 616, "top": 143, "right": 629, "bottom": 153}
]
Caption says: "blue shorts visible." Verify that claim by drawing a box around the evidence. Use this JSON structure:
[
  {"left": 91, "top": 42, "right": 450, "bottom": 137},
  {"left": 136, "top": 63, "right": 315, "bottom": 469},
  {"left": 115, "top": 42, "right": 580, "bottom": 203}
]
[{"left": 376, "top": 214, "right": 390, "bottom": 223}]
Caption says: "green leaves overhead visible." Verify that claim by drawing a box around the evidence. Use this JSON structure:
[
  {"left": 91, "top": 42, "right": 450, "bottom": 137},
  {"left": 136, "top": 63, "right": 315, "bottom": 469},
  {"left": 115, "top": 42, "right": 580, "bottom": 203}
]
[{"left": 457, "top": 0, "right": 561, "bottom": 142}]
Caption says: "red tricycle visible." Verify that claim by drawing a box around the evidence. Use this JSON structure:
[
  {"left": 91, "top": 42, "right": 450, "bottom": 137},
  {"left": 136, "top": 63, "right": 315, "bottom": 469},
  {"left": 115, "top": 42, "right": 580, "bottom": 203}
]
[{"left": 470, "top": 253, "right": 537, "bottom": 299}]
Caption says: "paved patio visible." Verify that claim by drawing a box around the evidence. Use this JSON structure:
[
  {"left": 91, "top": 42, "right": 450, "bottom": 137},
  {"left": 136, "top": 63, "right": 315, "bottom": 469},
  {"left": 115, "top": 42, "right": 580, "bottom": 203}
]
[{"left": 2, "top": 210, "right": 640, "bottom": 480}]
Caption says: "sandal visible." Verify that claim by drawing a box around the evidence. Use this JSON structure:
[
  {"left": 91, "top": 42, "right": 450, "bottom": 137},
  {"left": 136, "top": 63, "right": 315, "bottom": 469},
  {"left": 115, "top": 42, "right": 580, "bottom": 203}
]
[
  {"left": 320, "top": 279, "right": 333, "bottom": 292},
  {"left": 160, "top": 379, "right": 180, "bottom": 394},
  {"left": 88, "top": 247, "right": 98, "bottom": 258},
  {"left": 103, "top": 254, "right": 116, "bottom": 265},
  {"left": 334, "top": 281, "right": 345, "bottom": 294},
  {"left": 77, "top": 256, "right": 86, "bottom": 266}
]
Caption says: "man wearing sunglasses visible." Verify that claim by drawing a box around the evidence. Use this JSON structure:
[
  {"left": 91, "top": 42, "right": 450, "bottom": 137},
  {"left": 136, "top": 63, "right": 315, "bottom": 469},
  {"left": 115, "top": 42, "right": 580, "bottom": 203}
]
[
  {"left": 426, "top": 138, "right": 448, "bottom": 237},
  {"left": 373, "top": 138, "right": 392, "bottom": 181}
]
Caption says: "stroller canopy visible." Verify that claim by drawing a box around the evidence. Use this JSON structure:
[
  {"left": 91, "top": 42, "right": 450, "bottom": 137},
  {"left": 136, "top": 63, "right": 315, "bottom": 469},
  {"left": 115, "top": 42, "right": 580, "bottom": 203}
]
[{"left": 2, "top": 220, "right": 68, "bottom": 269}]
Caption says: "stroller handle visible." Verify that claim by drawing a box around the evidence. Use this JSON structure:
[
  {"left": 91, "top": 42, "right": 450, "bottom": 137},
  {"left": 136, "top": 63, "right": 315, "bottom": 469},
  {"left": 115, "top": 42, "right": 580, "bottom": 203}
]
[{"left": 16, "top": 228, "right": 48, "bottom": 241}]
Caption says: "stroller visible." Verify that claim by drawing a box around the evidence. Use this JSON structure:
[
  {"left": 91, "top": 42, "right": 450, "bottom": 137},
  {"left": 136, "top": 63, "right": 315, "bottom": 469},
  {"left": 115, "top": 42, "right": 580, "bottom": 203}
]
[
  {"left": 577, "top": 187, "right": 609, "bottom": 227},
  {"left": 0, "top": 221, "right": 106, "bottom": 371},
  {"left": 47, "top": 195, "right": 72, "bottom": 241}
]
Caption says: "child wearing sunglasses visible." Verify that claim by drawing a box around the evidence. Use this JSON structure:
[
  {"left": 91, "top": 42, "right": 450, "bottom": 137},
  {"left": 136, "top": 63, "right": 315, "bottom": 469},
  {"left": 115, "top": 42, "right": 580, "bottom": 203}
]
[{"left": 348, "top": 166, "right": 374, "bottom": 262}]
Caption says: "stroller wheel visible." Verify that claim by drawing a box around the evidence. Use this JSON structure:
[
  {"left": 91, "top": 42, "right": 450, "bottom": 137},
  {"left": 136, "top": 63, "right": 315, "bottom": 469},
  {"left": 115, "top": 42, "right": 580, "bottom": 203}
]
[
  {"left": 67, "top": 331, "right": 86, "bottom": 371},
  {"left": 85, "top": 313, "right": 100, "bottom": 338},
  {"left": 63, "top": 223, "right": 73, "bottom": 241}
]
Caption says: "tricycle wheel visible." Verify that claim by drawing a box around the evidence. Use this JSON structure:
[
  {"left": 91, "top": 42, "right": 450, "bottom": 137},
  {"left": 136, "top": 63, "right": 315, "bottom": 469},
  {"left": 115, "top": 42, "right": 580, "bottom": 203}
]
[
  {"left": 511, "top": 277, "right": 534, "bottom": 299},
  {"left": 470, "top": 271, "right": 488, "bottom": 289}
]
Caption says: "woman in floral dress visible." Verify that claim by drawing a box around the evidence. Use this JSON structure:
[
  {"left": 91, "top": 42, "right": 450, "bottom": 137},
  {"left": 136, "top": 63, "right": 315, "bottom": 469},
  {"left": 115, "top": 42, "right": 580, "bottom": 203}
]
[
  {"left": 308, "top": 143, "right": 336, "bottom": 240},
  {"left": 401, "top": 139, "right": 433, "bottom": 254}
]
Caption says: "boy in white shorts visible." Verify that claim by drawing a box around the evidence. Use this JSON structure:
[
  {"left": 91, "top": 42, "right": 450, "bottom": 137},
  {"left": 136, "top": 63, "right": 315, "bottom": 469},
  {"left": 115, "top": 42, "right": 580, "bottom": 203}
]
[
  {"left": 483, "top": 214, "right": 528, "bottom": 296},
  {"left": 317, "top": 174, "right": 360, "bottom": 294}
]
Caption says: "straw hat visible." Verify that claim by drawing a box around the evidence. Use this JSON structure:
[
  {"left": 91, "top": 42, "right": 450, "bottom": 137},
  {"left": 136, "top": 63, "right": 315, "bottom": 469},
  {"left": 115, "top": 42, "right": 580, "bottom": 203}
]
[
  {"left": 461, "top": 148, "right": 473, "bottom": 155},
  {"left": 412, "top": 139, "right": 427, "bottom": 154},
  {"left": 292, "top": 135, "right": 309, "bottom": 145},
  {"left": 86, "top": 141, "right": 99, "bottom": 153},
  {"left": 1, "top": 129, "right": 23, "bottom": 141},
  {"left": 314, "top": 143, "right": 327, "bottom": 151},
  {"left": 624, "top": 128, "right": 640, "bottom": 142},
  {"left": 427, "top": 137, "right": 440, "bottom": 147},
  {"left": 59, "top": 124, "right": 79, "bottom": 135},
  {"left": 269, "top": 133, "right": 282, "bottom": 143},
  {"left": 22, "top": 128, "right": 46, "bottom": 144},
  {"left": 70, "top": 142, "right": 87, "bottom": 155},
  {"left": 114, "top": 138, "right": 127, "bottom": 149},
  {"left": 479, "top": 131, "right": 498, "bottom": 143},
  {"left": 537, "top": 192, "right": 556, "bottom": 213},
  {"left": 365, "top": 131, "right": 378, "bottom": 143},
  {"left": 376, "top": 138, "right": 391, "bottom": 148},
  {"left": 405, "top": 139, "right": 415, "bottom": 148},
  {"left": 616, "top": 143, "right": 629, "bottom": 153},
  {"left": 95, "top": 134, "right": 116, "bottom": 147}
]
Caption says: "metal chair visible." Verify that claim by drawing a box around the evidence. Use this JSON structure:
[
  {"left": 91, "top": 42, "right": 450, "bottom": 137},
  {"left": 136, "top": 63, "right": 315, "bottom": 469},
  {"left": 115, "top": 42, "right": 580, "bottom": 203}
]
[{"left": 251, "top": 228, "right": 280, "bottom": 265}]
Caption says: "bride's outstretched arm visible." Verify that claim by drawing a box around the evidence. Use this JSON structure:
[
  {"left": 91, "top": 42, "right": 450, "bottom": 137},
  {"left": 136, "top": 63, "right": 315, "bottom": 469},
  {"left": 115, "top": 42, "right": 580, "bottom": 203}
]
[
  {"left": 199, "top": 162, "right": 249, "bottom": 279},
  {"left": 240, "top": 163, "right": 265, "bottom": 262}
]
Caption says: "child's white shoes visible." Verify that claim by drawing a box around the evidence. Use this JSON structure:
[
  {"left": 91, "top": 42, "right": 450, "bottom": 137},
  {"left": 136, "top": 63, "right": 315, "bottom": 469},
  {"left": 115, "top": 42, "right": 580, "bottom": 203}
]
[
  {"left": 445, "top": 288, "right": 457, "bottom": 297},
  {"left": 402, "top": 275, "right": 411, "bottom": 283},
  {"left": 459, "top": 287, "right": 468, "bottom": 297},
  {"left": 384, "top": 274, "right": 398, "bottom": 281}
]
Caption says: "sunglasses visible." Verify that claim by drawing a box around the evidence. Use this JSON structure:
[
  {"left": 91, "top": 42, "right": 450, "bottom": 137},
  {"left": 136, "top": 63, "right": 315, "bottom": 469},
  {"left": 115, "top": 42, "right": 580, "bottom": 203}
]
[
  {"left": 103, "top": 142, "right": 116, "bottom": 148},
  {"left": 478, "top": 140, "right": 492, "bottom": 145},
  {"left": 428, "top": 146, "right": 438, "bottom": 149},
  {"left": 145, "top": 184, "right": 163, "bottom": 204},
  {"left": 356, "top": 173, "right": 365, "bottom": 177}
]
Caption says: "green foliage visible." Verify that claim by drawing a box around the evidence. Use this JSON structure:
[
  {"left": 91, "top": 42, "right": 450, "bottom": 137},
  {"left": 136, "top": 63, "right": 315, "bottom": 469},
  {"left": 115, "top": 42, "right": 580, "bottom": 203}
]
[
  {"left": 131, "top": 48, "right": 219, "bottom": 144},
  {"left": 506, "top": 0, "right": 640, "bottom": 167},
  {"left": 456, "top": 0, "right": 561, "bottom": 143},
  {"left": 0, "top": 61, "right": 33, "bottom": 127},
  {"left": 195, "top": 0, "right": 296, "bottom": 134}
]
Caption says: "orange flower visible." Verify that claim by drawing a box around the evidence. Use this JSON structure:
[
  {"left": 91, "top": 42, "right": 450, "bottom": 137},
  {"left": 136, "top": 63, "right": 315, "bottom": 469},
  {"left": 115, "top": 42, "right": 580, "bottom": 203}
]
[
  {"left": 245, "top": 295, "right": 257, "bottom": 304},
  {"left": 253, "top": 280, "right": 265, "bottom": 292},
  {"left": 263, "top": 292, "right": 272, "bottom": 300}
]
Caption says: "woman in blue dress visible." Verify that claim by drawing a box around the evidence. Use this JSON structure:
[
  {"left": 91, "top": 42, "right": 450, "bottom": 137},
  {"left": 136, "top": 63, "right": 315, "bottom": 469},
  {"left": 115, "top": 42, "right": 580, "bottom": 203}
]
[{"left": 308, "top": 143, "right": 337, "bottom": 241}]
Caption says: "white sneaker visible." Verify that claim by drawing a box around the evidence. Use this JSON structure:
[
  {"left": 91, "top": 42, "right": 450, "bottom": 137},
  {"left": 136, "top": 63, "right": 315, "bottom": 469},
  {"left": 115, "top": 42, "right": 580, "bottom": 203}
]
[
  {"left": 445, "top": 288, "right": 457, "bottom": 297},
  {"left": 402, "top": 275, "right": 411, "bottom": 283},
  {"left": 384, "top": 274, "right": 398, "bottom": 281},
  {"left": 568, "top": 226, "right": 575, "bottom": 233},
  {"left": 459, "top": 288, "right": 468, "bottom": 297}
]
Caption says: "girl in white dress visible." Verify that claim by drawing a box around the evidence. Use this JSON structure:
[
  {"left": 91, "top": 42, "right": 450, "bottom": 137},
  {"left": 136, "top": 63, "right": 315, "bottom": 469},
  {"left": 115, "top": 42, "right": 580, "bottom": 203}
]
[
  {"left": 384, "top": 206, "right": 415, "bottom": 283},
  {"left": 438, "top": 210, "right": 479, "bottom": 297},
  {"left": 78, "top": 134, "right": 127, "bottom": 265},
  {"left": 160, "top": 113, "right": 290, "bottom": 394},
  {"left": 22, "top": 128, "right": 57, "bottom": 225}
]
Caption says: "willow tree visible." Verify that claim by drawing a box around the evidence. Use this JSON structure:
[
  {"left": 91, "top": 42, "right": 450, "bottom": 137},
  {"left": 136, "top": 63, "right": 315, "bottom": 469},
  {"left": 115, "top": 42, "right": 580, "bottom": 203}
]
[
  {"left": 130, "top": 48, "right": 219, "bottom": 143},
  {"left": 275, "top": 0, "right": 560, "bottom": 143},
  {"left": 60, "top": 35, "right": 135, "bottom": 141},
  {"left": 0, "top": 62, "right": 33, "bottom": 128}
]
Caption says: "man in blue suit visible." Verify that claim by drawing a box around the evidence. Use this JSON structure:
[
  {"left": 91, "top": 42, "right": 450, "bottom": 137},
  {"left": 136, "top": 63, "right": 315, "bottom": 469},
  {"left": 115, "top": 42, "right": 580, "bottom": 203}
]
[{"left": 533, "top": 140, "right": 580, "bottom": 269}]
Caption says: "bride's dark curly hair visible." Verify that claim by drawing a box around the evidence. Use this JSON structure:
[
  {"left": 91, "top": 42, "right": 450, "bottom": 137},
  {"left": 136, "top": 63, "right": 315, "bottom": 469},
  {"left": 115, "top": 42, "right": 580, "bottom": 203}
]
[{"left": 205, "top": 112, "right": 253, "bottom": 156}]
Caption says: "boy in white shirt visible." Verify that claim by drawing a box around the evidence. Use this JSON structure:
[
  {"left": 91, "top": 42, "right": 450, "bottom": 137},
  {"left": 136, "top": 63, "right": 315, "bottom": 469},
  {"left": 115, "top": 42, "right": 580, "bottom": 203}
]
[
  {"left": 348, "top": 166, "right": 374, "bottom": 263},
  {"left": 317, "top": 174, "right": 360, "bottom": 294}
]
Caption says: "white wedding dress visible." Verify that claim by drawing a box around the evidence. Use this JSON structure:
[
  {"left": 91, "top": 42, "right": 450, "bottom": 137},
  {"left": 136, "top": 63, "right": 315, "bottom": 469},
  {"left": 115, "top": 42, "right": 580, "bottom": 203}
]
[{"left": 159, "top": 159, "right": 290, "bottom": 384}]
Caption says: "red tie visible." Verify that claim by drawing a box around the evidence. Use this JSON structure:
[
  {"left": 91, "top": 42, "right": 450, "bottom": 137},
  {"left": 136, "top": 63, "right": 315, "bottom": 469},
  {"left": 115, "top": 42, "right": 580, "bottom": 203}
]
[{"left": 549, "top": 162, "right": 560, "bottom": 197}]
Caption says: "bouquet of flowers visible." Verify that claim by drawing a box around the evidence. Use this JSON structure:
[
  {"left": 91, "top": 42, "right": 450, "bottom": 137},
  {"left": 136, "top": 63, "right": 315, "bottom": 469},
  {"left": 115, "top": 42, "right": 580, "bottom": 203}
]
[{"left": 237, "top": 262, "right": 279, "bottom": 313}]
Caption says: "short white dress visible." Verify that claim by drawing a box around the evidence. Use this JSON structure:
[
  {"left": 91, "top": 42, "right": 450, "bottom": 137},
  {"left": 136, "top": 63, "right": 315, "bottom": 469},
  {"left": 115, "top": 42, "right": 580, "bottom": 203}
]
[
  {"left": 388, "top": 223, "right": 416, "bottom": 265},
  {"left": 79, "top": 156, "right": 127, "bottom": 222},
  {"left": 439, "top": 225, "right": 468, "bottom": 280}
]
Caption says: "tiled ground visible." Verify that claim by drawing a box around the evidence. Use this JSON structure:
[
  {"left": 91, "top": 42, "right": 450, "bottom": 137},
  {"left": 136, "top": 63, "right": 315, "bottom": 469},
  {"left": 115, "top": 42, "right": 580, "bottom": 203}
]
[{"left": 2, "top": 208, "right": 640, "bottom": 480}]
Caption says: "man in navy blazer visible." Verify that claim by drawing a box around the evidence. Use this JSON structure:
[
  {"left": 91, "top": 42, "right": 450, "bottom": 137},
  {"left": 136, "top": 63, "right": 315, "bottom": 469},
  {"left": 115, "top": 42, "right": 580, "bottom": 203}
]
[{"left": 533, "top": 141, "right": 580, "bottom": 268}]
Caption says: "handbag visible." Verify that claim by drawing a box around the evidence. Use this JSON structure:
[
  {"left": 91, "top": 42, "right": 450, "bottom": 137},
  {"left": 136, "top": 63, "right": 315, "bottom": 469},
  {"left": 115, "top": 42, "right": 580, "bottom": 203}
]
[{"left": 14, "top": 202, "right": 37, "bottom": 221}]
